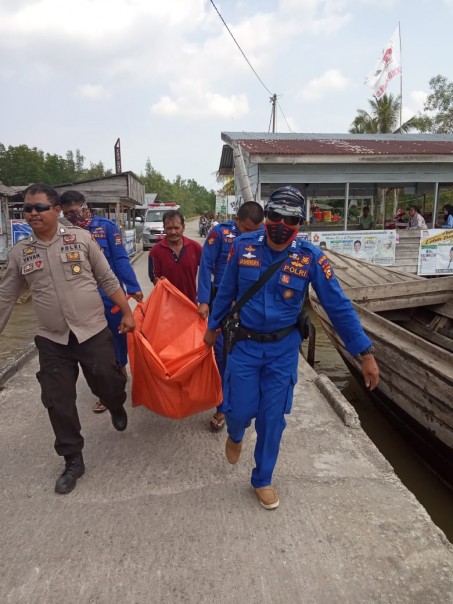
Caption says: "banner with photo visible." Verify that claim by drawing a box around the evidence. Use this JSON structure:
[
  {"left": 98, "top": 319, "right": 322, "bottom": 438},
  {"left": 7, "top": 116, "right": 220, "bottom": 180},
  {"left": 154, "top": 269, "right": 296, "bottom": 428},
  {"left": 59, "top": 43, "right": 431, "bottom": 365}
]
[
  {"left": 418, "top": 229, "right": 453, "bottom": 276},
  {"left": 310, "top": 230, "right": 397, "bottom": 265},
  {"left": 215, "top": 195, "right": 237, "bottom": 216}
]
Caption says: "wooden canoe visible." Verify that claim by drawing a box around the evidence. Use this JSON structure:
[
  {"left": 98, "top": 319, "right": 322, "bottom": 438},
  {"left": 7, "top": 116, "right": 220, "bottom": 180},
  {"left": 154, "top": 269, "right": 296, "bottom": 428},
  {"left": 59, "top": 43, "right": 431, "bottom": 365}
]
[{"left": 308, "top": 251, "right": 453, "bottom": 479}]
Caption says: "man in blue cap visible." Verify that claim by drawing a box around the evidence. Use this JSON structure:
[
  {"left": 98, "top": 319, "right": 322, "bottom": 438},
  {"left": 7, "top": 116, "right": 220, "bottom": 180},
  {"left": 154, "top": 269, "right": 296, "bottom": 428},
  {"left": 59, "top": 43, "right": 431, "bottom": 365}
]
[
  {"left": 197, "top": 201, "right": 264, "bottom": 431},
  {"left": 204, "top": 186, "right": 379, "bottom": 510}
]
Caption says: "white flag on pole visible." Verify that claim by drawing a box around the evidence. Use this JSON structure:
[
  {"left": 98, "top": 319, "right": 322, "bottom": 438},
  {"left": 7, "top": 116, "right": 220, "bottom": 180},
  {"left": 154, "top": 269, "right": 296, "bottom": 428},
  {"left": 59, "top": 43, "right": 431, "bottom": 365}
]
[{"left": 365, "top": 27, "right": 401, "bottom": 99}]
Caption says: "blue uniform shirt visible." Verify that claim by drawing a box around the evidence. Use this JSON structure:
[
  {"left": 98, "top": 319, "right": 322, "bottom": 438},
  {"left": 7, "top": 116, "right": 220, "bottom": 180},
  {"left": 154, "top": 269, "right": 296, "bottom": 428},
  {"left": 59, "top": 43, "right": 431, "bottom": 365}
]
[
  {"left": 197, "top": 221, "right": 241, "bottom": 304},
  {"left": 88, "top": 215, "right": 141, "bottom": 298},
  {"left": 208, "top": 231, "right": 371, "bottom": 357}
]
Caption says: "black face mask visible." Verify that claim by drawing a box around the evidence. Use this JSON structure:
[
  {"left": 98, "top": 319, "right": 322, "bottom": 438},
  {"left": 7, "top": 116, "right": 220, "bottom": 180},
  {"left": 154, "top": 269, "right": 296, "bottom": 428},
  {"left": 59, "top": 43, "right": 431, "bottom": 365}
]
[{"left": 265, "top": 222, "right": 298, "bottom": 245}]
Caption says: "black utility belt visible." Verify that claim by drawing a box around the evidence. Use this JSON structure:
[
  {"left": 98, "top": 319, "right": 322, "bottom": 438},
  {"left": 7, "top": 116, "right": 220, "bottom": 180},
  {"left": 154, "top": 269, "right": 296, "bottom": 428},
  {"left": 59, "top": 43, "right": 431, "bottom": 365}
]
[{"left": 236, "top": 324, "right": 296, "bottom": 343}]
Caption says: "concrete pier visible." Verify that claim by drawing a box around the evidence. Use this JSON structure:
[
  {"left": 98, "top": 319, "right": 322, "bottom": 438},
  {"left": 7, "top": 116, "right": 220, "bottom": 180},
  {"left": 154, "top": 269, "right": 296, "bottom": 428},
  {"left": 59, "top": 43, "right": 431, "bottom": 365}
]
[{"left": 1, "top": 223, "right": 453, "bottom": 603}]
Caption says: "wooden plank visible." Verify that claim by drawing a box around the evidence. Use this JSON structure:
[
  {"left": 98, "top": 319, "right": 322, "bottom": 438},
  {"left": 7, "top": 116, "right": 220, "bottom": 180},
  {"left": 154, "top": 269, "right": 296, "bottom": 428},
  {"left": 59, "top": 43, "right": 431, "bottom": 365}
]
[
  {"left": 429, "top": 302, "right": 453, "bottom": 320},
  {"left": 341, "top": 277, "right": 453, "bottom": 310},
  {"left": 354, "top": 293, "right": 452, "bottom": 312},
  {"left": 405, "top": 322, "right": 453, "bottom": 353}
]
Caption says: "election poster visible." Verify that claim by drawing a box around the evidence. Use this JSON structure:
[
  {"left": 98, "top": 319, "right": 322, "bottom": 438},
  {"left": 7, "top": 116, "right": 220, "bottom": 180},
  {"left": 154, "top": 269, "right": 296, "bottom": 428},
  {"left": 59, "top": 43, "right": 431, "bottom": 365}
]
[
  {"left": 310, "top": 230, "right": 397, "bottom": 265},
  {"left": 418, "top": 229, "right": 453, "bottom": 276}
]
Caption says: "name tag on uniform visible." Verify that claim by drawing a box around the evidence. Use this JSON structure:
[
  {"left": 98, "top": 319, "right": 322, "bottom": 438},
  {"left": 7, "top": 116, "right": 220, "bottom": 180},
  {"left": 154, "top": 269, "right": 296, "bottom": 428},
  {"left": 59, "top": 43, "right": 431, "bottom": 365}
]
[{"left": 238, "top": 243, "right": 262, "bottom": 267}]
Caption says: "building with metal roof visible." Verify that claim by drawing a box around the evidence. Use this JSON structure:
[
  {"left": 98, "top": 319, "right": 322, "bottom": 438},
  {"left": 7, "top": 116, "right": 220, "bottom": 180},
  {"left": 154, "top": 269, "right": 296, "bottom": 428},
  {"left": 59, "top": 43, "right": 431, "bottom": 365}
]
[{"left": 219, "top": 132, "right": 453, "bottom": 230}]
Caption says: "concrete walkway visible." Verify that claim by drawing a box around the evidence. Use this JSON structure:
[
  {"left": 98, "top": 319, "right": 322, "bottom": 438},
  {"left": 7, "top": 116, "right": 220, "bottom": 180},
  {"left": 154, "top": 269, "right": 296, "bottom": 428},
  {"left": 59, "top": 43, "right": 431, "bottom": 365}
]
[{"left": 1, "top": 221, "right": 453, "bottom": 603}]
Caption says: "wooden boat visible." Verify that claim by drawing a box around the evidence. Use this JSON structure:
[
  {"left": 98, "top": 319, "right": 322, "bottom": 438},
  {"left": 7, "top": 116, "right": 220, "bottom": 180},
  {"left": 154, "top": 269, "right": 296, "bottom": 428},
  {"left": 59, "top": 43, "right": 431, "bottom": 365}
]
[{"left": 308, "top": 251, "right": 453, "bottom": 483}]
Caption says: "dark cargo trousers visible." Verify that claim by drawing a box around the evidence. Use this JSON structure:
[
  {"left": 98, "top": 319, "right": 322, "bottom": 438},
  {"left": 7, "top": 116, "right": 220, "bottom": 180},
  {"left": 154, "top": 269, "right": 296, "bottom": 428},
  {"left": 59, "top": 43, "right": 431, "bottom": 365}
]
[{"left": 35, "top": 328, "right": 127, "bottom": 456}]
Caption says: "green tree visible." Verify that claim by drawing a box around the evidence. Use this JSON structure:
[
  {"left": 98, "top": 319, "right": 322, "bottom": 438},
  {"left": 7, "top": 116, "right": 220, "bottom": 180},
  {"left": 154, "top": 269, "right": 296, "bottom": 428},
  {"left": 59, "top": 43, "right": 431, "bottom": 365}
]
[
  {"left": 0, "top": 143, "right": 112, "bottom": 185},
  {"left": 349, "top": 94, "right": 420, "bottom": 134},
  {"left": 0, "top": 144, "right": 47, "bottom": 185},
  {"left": 419, "top": 74, "right": 453, "bottom": 133},
  {"left": 139, "top": 158, "right": 215, "bottom": 218}
]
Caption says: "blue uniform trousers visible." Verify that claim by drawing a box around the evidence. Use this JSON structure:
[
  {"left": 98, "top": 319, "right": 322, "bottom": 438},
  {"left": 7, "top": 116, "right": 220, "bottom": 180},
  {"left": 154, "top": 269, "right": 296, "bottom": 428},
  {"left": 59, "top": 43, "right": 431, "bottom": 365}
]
[
  {"left": 221, "top": 331, "right": 300, "bottom": 488},
  {"left": 102, "top": 295, "right": 128, "bottom": 367}
]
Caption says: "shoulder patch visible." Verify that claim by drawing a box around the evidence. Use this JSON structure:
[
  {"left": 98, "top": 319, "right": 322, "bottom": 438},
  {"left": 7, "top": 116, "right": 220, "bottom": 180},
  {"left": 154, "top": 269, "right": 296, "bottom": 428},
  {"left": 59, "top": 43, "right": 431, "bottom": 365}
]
[{"left": 320, "top": 259, "right": 334, "bottom": 280}]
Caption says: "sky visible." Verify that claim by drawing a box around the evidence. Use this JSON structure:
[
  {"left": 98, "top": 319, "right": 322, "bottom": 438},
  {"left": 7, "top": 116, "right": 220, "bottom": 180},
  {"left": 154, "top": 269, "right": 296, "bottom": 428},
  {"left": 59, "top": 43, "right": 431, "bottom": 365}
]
[{"left": 0, "top": 0, "right": 452, "bottom": 191}]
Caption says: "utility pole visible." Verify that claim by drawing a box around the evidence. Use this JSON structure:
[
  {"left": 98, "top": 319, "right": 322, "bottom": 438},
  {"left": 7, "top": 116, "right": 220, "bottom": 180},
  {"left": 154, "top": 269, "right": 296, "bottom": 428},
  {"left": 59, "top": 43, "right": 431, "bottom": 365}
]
[{"left": 270, "top": 94, "right": 277, "bottom": 133}]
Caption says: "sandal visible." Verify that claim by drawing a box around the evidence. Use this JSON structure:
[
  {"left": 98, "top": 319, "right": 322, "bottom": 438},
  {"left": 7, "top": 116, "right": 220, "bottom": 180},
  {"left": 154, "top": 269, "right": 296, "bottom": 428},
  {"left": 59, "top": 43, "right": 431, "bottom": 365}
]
[
  {"left": 209, "top": 412, "right": 225, "bottom": 431},
  {"left": 93, "top": 401, "right": 107, "bottom": 414}
]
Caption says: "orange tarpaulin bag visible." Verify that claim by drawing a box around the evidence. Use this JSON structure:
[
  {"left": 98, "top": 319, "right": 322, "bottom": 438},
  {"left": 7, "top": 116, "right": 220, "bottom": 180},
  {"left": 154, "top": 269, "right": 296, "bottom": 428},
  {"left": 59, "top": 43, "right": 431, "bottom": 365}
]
[{"left": 128, "top": 278, "right": 222, "bottom": 419}]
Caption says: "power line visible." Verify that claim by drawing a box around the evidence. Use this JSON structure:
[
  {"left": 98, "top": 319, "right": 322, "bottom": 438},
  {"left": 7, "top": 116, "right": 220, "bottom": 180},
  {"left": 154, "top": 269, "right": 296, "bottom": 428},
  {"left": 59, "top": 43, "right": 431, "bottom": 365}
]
[
  {"left": 277, "top": 100, "right": 292, "bottom": 132},
  {"left": 209, "top": 0, "right": 273, "bottom": 97}
]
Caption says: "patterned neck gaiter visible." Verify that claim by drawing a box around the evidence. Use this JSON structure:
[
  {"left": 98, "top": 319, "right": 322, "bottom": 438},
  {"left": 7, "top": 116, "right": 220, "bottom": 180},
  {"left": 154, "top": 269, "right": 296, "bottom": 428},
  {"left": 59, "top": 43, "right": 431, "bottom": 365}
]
[{"left": 65, "top": 204, "right": 93, "bottom": 229}]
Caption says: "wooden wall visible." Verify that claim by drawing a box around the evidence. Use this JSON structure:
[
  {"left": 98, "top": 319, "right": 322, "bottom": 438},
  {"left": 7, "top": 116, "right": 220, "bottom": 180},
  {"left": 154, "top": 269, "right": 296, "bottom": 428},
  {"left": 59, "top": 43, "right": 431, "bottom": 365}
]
[{"left": 55, "top": 173, "right": 144, "bottom": 208}]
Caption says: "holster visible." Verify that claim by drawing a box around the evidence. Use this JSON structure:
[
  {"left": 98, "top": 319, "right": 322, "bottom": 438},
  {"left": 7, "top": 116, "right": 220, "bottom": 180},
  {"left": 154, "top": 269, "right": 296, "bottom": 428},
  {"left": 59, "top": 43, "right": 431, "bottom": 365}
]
[
  {"left": 297, "top": 311, "right": 310, "bottom": 340},
  {"left": 221, "top": 314, "right": 240, "bottom": 358}
]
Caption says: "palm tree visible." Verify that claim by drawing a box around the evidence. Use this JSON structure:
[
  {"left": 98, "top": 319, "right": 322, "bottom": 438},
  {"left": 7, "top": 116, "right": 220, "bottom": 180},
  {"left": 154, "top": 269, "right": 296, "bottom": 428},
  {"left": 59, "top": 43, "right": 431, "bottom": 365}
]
[{"left": 349, "top": 93, "right": 421, "bottom": 134}]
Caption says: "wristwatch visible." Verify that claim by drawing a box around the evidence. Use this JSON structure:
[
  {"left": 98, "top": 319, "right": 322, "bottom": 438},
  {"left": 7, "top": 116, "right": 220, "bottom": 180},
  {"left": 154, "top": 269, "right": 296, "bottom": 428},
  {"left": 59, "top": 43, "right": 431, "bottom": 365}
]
[{"left": 358, "top": 344, "right": 376, "bottom": 358}]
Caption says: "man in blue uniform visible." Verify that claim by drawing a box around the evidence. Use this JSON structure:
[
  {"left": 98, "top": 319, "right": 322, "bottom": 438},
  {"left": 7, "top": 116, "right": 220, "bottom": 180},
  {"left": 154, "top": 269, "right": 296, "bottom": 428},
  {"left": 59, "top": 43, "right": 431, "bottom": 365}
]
[
  {"left": 198, "top": 201, "right": 264, "bottom": 431},
  {"left": 204, "top": 186, "right": 379, "bottom": 510},
  {"left": 61, "top": 191, "right": 143, "bottom": 412}
]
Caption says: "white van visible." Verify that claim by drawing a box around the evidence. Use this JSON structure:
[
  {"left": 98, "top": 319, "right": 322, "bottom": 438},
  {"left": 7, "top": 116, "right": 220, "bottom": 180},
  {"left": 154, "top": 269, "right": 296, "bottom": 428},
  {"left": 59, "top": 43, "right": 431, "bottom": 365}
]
[{"left": 142, "top": 202, "right": 181, "bottom": 250}]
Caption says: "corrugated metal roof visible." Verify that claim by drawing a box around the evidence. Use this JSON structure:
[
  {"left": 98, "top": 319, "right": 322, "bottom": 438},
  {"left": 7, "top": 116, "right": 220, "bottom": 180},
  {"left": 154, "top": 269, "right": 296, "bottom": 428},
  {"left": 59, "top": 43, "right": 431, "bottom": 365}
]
[
  {"left": 221, "top": 132, "right": 453, "bottom": 156},
  {"left": 0, "top": 184, "right": 29, "bottom": 197},
  {"left": 218, "top": 144, "right": 234, "bottom": 172}
]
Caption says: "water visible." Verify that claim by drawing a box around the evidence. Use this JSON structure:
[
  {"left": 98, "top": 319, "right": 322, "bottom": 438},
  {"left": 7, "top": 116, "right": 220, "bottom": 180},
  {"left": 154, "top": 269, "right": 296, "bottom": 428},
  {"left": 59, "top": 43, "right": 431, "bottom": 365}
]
[
  {"left": 0, "top": 299, "right": 37, "bottom": 366},
  {"left": 1, "top": 288, "right": 453, "bottom": 543}
]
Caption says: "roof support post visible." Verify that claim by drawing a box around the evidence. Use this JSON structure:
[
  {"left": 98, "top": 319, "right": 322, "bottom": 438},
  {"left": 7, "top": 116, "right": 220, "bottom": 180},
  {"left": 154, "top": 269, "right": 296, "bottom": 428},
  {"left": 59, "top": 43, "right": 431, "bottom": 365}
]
[
  {"left": 344, "top": 182, "right": 350, "bottom": 231},
  {"left": 432, "top": 181, "right": 439, "bottom": 228},
  {"left": 232, "top": 141, "right": 253, "bottom": 202}
]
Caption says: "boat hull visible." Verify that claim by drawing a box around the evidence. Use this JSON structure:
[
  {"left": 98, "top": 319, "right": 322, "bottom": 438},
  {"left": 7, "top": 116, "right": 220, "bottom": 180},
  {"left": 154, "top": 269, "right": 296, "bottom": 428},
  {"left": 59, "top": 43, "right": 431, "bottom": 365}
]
[{"left": 309, "top": 292, "right": 453, "bottom": 470}]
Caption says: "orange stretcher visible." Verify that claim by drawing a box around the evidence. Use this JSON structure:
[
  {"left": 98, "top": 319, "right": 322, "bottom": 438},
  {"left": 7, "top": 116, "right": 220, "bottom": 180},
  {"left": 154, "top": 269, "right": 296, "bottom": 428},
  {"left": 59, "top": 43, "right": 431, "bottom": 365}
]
[{"left": 128, "top": 279, "right": 222, "bottom": 419}]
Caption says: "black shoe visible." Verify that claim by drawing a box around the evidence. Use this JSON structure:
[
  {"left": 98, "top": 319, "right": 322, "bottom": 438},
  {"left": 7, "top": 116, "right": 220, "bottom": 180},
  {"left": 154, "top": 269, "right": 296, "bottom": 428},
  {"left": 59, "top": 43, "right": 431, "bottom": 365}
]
[
  {"left": 110, "top": 407, "right": 128, "bottom": 431},
  {"left": 55, "top": 453, "right": 85, "bottom": 495}
]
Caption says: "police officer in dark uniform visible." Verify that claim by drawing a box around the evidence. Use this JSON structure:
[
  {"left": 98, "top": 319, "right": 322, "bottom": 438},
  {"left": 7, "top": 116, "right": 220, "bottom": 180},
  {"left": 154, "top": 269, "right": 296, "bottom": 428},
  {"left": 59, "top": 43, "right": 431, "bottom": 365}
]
[
  {"left": 197, "top": 201, "right": 264, "bottom": 430},
  {"left": 60, "top": 190, "right": 143, "bottom": 413},
  {"left": 204, "top": 186, "right": 379, "bottom": 510}
]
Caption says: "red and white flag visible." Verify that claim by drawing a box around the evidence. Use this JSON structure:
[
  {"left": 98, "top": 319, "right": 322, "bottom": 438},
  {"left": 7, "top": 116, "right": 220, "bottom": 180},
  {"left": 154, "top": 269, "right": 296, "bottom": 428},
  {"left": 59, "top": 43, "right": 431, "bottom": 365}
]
[{"left": 366, "top": 28, "right": 401, "bottom": 99}]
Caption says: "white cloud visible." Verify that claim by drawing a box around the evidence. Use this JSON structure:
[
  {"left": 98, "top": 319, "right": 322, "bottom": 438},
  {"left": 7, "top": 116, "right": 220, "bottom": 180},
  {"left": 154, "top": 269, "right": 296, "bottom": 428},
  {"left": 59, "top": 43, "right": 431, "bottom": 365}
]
[
  {"left": 151, "top": 79, "right": 249, "bottom": 119},
  {"left": 299, "top": 69, "right": 349, "bottom": 101},
  {"left": 76, "top": 84, "right": 111, "bottom": 100}
]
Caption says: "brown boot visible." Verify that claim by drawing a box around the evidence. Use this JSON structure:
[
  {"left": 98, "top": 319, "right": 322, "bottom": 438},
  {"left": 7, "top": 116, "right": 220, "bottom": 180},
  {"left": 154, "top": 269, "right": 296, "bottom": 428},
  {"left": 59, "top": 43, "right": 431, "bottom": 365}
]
[
  {"left": 225, "top": 437, "right": 242, "bottom": 464},
  {"left": 254, "top": 486, "right": 279, "bottom": 510}
]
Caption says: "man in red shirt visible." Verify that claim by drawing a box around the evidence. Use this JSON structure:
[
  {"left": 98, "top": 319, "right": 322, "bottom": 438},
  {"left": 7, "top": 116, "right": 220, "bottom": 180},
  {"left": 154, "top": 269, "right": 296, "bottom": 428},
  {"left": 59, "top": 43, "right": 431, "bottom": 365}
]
[{"left": 148, "top": 210, "right": 202, "bottom": 303}]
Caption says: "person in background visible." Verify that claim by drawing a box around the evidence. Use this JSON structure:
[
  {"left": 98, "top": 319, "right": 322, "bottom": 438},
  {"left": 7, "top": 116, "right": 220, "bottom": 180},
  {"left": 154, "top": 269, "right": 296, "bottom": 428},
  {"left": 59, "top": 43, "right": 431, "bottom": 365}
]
[
  {"left": 204, "top": 186, "right": 379, "bottom": 510},
  {"left": 441, "top": 204, "right": 453, "bottom": 229},
  {"left": 407, "top": 205, "right": 427, "bottom": 230},
  {"left": 0, "top": 184, "right": 134, "bottom": 494},
  {"left": 61, "top": 190, "right": 143, "bottom": 414},
  {"left": 358, "top": 205, "right": 375, "bottom": 230},
  {"left": 197, "top": 201, "right": 264, "bottom": 431},
  {"left": 148, "top": 209, "right": 202, "bottom": 304}
]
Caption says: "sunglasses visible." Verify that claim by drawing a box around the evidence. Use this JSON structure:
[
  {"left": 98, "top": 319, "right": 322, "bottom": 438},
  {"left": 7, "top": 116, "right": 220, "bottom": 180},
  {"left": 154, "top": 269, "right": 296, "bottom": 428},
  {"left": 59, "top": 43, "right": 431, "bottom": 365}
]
[
  {"left": 266, "top": 211, "right": 300, "bottom": 226},
  {"left": 23, "top": 203, "right": 54, "bottom": 213}
]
